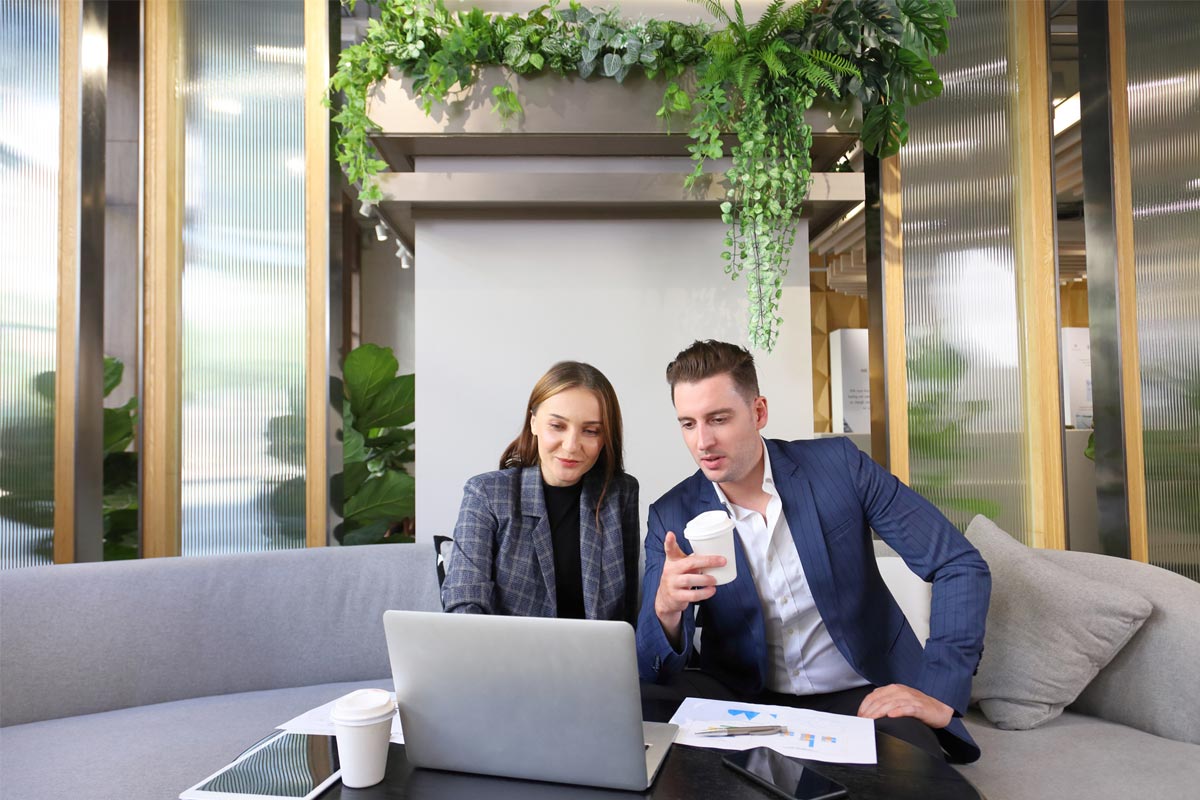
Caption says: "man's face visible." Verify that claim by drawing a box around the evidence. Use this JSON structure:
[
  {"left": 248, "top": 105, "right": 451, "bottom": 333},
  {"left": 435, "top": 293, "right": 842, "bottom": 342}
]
[{"left": 672, "top": 374, "right": 767, "bottom": 485}]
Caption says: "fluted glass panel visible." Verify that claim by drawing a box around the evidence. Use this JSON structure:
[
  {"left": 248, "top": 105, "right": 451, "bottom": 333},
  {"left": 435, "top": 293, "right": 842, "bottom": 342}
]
[
  {"left": 0, "top": 0, "right": 58, "bottom": 569},
  {"left": 1125, "top": 2, "right": 1200, "bottom": 581},
  {"left": 180, "top": 1, "right": 306, "bottom": 555},
  {"left": 901, "top": 0, "right": 1028, "bottom": 541}
]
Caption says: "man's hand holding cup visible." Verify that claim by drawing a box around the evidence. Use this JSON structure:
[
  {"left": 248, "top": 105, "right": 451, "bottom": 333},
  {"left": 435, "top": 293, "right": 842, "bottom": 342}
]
[{"left": 654, "top": 512, "right": 738, "bottom": 648}]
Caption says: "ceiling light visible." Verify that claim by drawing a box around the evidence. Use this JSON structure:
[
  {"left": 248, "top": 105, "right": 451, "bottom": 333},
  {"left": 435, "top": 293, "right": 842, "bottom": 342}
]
[{"left": 1054, "top": 93, "right": 1080, "bottom": 136}]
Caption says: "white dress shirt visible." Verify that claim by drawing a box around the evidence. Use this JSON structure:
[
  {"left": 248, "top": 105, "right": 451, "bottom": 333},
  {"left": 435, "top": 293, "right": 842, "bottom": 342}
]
[{"left": 712, "top": 441, "right": 868, "bottom": 695}]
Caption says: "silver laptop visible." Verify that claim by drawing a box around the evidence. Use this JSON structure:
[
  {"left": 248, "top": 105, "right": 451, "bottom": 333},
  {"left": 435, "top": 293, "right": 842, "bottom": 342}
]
[{"left": 382, "top": 610, "right": 677, "bottom": 791}]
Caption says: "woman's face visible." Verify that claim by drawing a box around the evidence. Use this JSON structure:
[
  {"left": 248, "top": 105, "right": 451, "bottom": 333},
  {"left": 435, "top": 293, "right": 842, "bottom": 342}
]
[{"left": 530, "top": 387, "right": 604, "bottom": 487}]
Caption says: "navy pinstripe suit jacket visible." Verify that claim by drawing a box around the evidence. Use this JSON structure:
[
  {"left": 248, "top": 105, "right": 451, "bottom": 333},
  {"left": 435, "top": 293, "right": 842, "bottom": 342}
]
[
  {"left": 635, "top": 437, "right": 990, "bottom": 763},
  {"left": 442, "top": 465, "right": 639, "bottom": 623}
]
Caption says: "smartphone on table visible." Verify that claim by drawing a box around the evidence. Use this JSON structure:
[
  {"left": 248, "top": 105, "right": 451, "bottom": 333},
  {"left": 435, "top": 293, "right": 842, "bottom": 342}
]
[{"left": 723, "top": 747, "right": 849, "bottom": 800}]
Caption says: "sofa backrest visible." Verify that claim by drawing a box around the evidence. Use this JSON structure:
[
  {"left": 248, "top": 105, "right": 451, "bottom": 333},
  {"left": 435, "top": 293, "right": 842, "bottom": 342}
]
[
  {"left": 873, "top": 537, "right": 1200, "bottom": 745},
  {"left": 1040, "top": 548, "right": 1200, "bottom": 745},
  {"left": 873, "top": 555, "right": 932, "bottom": 645},
  {"left": 0, "top": 543, "right": 440, "bottom": 727}
]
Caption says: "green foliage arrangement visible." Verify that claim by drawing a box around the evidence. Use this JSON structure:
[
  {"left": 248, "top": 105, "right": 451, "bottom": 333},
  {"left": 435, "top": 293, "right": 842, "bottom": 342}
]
[
  {"left": 331, "top": 0, "right": 954, "bottom": 349},
  {"left": 337, "top": 343, "right": 416, "bottom": 545}
]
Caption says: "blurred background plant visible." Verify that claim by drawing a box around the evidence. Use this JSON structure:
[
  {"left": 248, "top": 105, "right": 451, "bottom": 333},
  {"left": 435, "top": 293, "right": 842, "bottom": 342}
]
[
  {"left": 906, "top": 337, "right": 1002, "bottom": 528},
  {"left": 0, "top": 356, "right": 139, "bottom": 560}
]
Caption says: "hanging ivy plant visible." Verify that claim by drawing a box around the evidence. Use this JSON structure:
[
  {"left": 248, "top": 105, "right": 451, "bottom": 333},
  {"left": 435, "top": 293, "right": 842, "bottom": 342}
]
[{"left": 331, "top": 0, "right": 954, "bottom": 350}]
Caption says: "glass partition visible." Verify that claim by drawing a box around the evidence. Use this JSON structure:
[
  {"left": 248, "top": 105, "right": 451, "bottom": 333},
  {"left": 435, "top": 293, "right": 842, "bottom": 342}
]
[
  {"left": 900, "top": 0, "right": 1029, "bottom": 541},
  {"left": 1125, "top": 2, "right": 1200, "bottom": 581},
  {"left": 0, "top": 0, "right": 59, "bottom": 568},
  {"left": 180, "top": 0, "right": 307, "bottom": 555}
]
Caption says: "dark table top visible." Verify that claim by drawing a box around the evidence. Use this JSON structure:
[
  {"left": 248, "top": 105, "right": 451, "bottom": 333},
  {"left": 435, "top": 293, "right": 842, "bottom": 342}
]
[{"left": 318, "top": 695, "right": 984, "bottom": 800}]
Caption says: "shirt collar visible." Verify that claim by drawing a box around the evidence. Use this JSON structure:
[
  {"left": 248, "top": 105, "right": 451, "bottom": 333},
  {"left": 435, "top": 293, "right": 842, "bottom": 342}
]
[{"left": 711, "top": 437, "right": 776, "bottom": 517}]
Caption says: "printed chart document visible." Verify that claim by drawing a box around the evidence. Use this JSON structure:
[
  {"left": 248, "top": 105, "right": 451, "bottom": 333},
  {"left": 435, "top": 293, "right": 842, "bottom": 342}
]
[
  {"left": 277, "top": 691, "right": 404, "bottom": 744},
  {"left": 669, "top": 697, "right": 877, "bottom": 764}
]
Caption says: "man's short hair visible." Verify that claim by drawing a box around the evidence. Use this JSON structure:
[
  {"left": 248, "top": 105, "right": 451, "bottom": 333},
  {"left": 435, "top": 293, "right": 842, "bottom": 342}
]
[{"left": 665, "top": 340, "right": 760, "bottom": 403}]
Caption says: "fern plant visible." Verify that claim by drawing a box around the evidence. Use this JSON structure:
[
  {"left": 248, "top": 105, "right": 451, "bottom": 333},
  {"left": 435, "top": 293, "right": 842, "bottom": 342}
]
[{"left": 685, "top": 0, "right": 860, "bottom": 350}]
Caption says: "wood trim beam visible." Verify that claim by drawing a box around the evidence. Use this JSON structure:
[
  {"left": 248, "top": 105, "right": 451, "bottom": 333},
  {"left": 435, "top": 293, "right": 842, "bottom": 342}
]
[
  {"left": 1009, "top": 1, "right": 1066, "bottom": 550},
  {"left": 1107, "top": 1, "right": 1149, "bottom": 563},
  {"left": 54, "top": 0, "right": 81, "bottom": 564},
  {"left": 881, "top": 155, "right": 909, "bottom": 485},
  {"left": 376, "top": 170, "right": 864, "bottom": 207},
  {"left": 142, "top": 0, "right": 183, "bottom": 558},
  {"left": 305, "top": 0, "right": 329, "bottom": 548}
]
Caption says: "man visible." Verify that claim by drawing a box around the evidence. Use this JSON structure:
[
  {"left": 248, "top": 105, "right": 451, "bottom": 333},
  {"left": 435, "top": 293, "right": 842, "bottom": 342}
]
[{"left": 637, "top": 340, "right": 990, "bottom": 763}]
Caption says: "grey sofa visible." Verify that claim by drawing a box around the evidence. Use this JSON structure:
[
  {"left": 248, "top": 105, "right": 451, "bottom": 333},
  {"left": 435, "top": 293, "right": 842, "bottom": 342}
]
[
  {"left": 0, "top": 543, "right": 440, "bottom": 800},
  {"left": 958, "top": 546, "right": 1200, "bottom": 799},
  {"left": 877, "top": 533, "right": 1200, "bottom": 800},
  {"left": 4, "top": 537, "right": 1199, "bottom": 800}
]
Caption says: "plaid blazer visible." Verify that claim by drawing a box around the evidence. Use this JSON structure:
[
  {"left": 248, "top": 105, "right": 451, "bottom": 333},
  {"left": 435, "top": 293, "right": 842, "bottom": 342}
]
[{"left": 441, "top": 465, "right": 640, "bottom": 623}]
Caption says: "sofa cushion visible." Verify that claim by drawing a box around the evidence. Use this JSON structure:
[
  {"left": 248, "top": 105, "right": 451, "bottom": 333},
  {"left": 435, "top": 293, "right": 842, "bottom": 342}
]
[
  {"left": 0, "top": 679, "right": 390, "bottom": 800},
  {"left": 965, "top": 516, "right": 1153, "bottom": 730},
  {"left": 959, "top": 709, "right": 1200, "bottom": 800},
  {"left": 1042, "top": 548, "right": 1200, "bottom": 745}
]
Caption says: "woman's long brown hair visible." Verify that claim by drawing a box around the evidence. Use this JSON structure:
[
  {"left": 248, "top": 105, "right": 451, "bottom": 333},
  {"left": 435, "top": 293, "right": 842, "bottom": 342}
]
[{"left": 499, "top": 361, "right": 625, "bottom": 517}]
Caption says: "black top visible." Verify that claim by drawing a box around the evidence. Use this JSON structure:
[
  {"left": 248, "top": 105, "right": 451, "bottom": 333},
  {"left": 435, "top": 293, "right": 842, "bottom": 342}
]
[{"left": 542, "top": 479, "right": 586, "bottom": 619}]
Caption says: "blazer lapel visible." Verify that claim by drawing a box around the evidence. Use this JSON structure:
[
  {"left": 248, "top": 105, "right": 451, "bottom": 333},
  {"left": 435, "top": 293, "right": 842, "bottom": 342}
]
[
  {"left": 768, "top": 441, "right": 841, "bottom": 634},
  {"left": 578, "top": 477, "right": 602, "bottom": 619},
  {"left": 578, "top": 474, "right": 623, "bottom": 620},
  {"left": 520, "top": 466, "right": 557, "bottom": 616}
]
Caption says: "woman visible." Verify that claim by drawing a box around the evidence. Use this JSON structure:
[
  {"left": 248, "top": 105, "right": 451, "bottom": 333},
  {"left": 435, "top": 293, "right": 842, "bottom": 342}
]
[{"left": 441, "top": 361, "right": 640, "bottom": 623}]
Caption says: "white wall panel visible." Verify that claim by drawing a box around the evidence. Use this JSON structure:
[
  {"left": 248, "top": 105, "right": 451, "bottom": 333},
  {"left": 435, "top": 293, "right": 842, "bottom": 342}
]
[{"left": 415, "top": 216, "right": 813, "bottom": 541}]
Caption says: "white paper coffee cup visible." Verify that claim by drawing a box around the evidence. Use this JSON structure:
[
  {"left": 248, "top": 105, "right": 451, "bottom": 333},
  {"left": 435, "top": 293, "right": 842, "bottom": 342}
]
[
  {"left": 330, "top": 688, "right": 395, "bottom": 788},
  {"left": 683, "top": 510, "right": 738, "bottom": 585}
]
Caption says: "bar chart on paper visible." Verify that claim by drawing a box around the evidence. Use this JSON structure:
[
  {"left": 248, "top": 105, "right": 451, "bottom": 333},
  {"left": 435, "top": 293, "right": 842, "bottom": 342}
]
[{"left": 669, "top": 698, "right": 877, "bottom": 764}]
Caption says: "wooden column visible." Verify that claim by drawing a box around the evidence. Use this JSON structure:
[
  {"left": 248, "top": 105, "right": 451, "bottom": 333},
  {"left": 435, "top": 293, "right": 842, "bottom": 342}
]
[
  {"left": 53, "top": 0, "right": 81, "bottom": 563},
  {"left": 880, "top": 155, "right": 909, "bottom": 485},
  {"left": 305, "top": 0, "right": 329, "bottom": 547},
  {"left": 1106, "top": 1, "right": 1149, "bottom": 562},
  {"left": 1009, "top": 0, "right": 1066, "bottom": 550},
  {"left": 142, "top": 0, "right": 183, "bottom": 558}
]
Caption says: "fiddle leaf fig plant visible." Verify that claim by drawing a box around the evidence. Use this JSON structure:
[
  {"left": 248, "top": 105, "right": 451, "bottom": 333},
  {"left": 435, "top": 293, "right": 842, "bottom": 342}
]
[
  {"left": 331, "top": 0, "right": 954, "bottom": 349},
  {"left": 337, "top": 343, "right": 416, "bottom": 545}
]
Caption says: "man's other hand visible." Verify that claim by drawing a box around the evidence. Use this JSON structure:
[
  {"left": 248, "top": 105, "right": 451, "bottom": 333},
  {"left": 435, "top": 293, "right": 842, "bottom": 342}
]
[
  {"left": 857, "top": 684, "right": 954, "bottom": 729},
  {"left": 653, "top": 532, "right": 726, "bottom": 647}
]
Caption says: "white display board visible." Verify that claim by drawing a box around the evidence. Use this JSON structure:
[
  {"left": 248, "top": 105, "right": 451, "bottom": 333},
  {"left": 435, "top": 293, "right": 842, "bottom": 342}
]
[
  {"left": 414, "top": 215, "right": 815, "bottom": 542},
  {"left": 830, "top": 329, "right": 871, "bottom": 434},
  {"left": 1061, "top": 328, "right": 1093, "bottom": 429}
]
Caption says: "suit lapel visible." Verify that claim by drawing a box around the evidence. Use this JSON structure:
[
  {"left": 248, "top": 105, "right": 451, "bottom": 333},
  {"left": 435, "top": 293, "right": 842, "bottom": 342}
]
[
  {"left": 768, "top": 441, "right": 841, "bottom": 632},
  {"left": 520, "top": 466, "right": 557, "bottom": 616},
  {"left": 578, "top": 477, "right": 603, "bottom": 619}
]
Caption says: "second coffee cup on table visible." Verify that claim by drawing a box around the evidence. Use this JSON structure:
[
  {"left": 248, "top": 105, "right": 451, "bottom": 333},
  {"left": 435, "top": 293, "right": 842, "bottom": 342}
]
[
  {"left": 330, "top": 688, "right": 396, "bottom": 788},
  {"left": 682, "top": 510, "right": 738, "bottom": 585}
]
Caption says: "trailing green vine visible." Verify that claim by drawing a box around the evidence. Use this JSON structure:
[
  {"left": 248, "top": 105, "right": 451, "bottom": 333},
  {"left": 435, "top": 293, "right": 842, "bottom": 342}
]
[{"left": 331, "top": 0, "right": 954, "bottom": 349}]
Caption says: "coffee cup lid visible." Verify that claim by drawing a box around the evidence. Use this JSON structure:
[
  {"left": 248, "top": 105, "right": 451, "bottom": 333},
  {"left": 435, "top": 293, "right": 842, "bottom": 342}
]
[
  {"left": 330, "top": 688, "right": 396, "bottom": 726},
  {"left": 683, "top": 510, "right": 734, "bottom": 541}
]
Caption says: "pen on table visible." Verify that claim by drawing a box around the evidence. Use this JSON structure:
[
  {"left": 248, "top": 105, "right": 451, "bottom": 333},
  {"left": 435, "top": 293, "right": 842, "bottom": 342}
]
[{"left": 696, "top": 725, "right": 790, "bottom": 737}]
